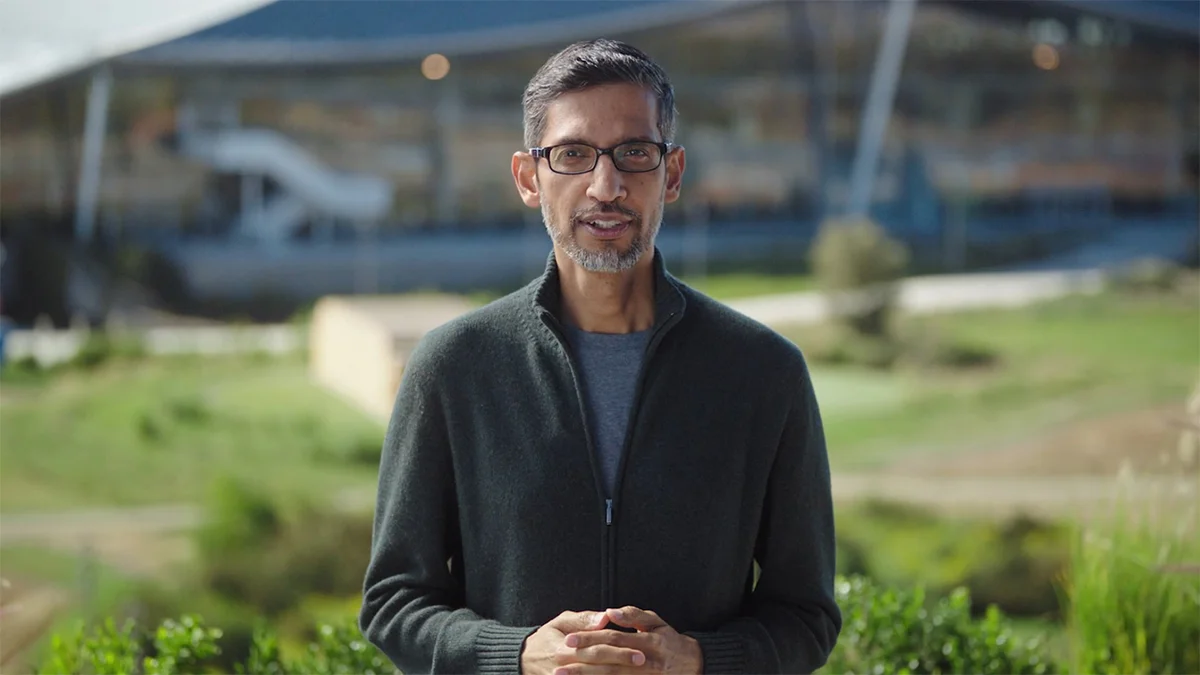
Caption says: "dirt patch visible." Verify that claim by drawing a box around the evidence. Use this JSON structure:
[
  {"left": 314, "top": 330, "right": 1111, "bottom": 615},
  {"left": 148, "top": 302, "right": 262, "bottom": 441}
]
[
  {"left": 32, "top": 532, "right": 194, "bottom": 580},
  {"left": 890, "top": 403, "right": 1198, "bottom": 478},
  {"left": 0, "top": 579, "right": 70, "bottom": 672}
]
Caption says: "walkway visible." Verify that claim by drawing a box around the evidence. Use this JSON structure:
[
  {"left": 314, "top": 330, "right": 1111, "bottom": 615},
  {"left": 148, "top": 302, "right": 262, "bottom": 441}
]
[{"left": 4, "top": 472, "right": 1192, "bottom": 550}]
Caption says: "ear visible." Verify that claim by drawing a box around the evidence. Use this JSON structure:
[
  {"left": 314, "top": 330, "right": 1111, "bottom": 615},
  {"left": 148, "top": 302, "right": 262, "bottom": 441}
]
[
  {"left": 512, "top": 151, "right": 541, "bottom": 208},
  {"left": 663, "top": 145, "right": 686, "bottom": 205}
]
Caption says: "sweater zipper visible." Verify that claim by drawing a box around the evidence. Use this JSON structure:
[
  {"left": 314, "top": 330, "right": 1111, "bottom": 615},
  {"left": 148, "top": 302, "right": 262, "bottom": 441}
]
[
  {"left": 604, "top": 310, "right": 678, "bottom": 608},
  {"left": 540, "top": 306, "right": 681, "bottom": 610},
  {"left": 538, "top": 312, "right": 612, "bottom": 608}
]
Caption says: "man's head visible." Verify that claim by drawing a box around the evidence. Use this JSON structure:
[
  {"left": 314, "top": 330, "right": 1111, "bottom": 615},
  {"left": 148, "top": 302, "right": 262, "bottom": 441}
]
[{"left": 512, "top": 39, "right": 686, "bottom": 274}]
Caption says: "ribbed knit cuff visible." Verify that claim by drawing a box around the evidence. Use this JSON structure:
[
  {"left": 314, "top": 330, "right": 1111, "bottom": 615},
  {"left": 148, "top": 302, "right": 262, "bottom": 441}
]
[
  {"left": 476, "top": 623, "right": 538, "bottom": 674},
  {"left": 687, "top": 630, "right": 746, "bottom": 674}
]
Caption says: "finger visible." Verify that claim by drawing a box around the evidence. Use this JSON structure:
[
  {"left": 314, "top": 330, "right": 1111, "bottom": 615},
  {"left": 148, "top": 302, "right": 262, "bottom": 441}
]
[
  {"left": 552, "top": 664, "right": 628, "bottom": 675},
  {"left": 555, "top": 642, "right": 646, "bottom": 668},
  {"left": 605, "top": 606, "right": 667, "bottom": 632},
  {"left": 550, "top": 610, "right": 611, "bottom": 632},
  {"left": 565, "top": 629, "right": 649, "bottom": 652}
]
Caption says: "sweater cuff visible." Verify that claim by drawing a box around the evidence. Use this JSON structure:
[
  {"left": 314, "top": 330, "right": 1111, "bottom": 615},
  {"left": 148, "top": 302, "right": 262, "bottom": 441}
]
[
  {"left": 687, "top": 630, "right": 746, "bottom": 674},
  {"left": 476, "top": 622, "right": 538, "bottom": 674}
]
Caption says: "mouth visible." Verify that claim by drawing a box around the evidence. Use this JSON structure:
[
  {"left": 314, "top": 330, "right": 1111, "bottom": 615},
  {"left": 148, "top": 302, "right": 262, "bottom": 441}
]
[{"left": 577, "top": 218, "right": 633, "bottom": 241}]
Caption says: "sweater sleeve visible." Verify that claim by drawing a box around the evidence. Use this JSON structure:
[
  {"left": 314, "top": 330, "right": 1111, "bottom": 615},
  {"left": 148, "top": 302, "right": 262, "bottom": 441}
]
[
  {"left": 685, "top": 355, "right": 842, "bottom": 674},
  {"left": 358, "top": 338, "right": 538, "bottom": 674}
]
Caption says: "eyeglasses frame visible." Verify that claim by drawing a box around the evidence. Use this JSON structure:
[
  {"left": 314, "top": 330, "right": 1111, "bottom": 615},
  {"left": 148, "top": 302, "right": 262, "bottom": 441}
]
[{"left": 529, "top": 141, "right": 676, "bottom": 175}]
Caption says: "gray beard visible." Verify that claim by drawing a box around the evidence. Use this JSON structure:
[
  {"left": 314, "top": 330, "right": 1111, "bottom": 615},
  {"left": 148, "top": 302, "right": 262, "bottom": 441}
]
[{"left": 542, "top": 203, "right": 661, "bottom": 273}]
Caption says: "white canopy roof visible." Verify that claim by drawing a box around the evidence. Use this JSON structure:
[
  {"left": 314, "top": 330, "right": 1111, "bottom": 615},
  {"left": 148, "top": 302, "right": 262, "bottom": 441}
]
[{"left": 0, "top": 0, "right": 274, "bottom": 97}]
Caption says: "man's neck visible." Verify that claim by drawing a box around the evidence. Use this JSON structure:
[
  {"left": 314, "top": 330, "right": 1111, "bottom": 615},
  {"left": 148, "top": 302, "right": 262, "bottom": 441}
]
[{"left": 555, "top": 250, "right": 655, "bottom": 334}]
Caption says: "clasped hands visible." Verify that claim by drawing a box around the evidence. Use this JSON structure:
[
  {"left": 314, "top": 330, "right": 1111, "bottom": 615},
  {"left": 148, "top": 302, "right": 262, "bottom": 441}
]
[{"left": 521, "top": 606, "right": 703, "bottom": 675}]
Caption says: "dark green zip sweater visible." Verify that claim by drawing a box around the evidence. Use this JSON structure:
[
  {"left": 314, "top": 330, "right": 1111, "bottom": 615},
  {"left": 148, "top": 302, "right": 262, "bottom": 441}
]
[{"left": 359, "top": 250, "right": 841, "bottom": 674}]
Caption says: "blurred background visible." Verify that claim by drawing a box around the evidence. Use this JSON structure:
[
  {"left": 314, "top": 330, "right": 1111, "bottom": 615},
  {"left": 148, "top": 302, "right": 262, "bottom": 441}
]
[{"left": 0, "top": 0, "right": 1197, "bottom": 673}]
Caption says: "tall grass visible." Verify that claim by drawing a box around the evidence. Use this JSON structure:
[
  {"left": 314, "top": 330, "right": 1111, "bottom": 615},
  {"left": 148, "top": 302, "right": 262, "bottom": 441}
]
[{"left": 1059, "top": 483, "right": 1200, "bottom": 675}]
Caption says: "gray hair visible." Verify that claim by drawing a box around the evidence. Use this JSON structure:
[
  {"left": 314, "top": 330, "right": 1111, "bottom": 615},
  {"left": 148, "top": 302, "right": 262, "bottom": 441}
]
[{"left": 522, "top": 38, "right": 677, "bottom": 149}]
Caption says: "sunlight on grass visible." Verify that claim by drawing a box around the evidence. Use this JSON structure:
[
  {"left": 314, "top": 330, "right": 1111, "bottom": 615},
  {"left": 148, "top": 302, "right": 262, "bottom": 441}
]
[
  {"left": 809, "top": 367, "right": 914, "bottom": 419},
  {"left": 786, "top": 292, "right": 1198, "bottom": 470},
  {"left": 0, "top": 356, "right": 382, "bottom": 512},
  {"left": 679, "top": 273, "right": 816, "bottom": 300},
  {"left": 1, "top": 290, "right": 1193, "bottom": 509}
]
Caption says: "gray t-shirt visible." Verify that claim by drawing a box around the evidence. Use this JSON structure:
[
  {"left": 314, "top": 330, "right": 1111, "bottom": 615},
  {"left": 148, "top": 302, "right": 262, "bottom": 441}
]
[{"left": 563, "top": 324, "right": 652, "bottom": 498}]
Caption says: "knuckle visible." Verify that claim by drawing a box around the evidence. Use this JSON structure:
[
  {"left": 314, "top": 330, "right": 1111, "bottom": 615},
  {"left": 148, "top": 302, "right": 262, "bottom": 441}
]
[
  {"left": 579, "top": 645, "right": 607, "bottom": 661},
  {"left": 553, "top": 645, "right": 574, "bottom": 665}
]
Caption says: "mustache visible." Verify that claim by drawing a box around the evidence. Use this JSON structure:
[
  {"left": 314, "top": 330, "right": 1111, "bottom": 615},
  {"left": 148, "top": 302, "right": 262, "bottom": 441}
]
[{"left": 573, "top": 203, "right": 639, "bottom": 222}]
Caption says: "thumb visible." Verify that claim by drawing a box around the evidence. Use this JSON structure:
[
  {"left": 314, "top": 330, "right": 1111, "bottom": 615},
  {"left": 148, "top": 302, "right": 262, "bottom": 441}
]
[
  {"left": 581, "top": 610, "right": 610, "bottom": 629},
  {"left": 556, "top": 610, "right": 609, "bottom": 632}
]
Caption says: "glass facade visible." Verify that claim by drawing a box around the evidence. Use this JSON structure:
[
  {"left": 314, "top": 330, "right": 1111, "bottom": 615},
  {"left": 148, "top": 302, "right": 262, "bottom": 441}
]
[{"left": 1, "top": 0, "right": 1195, "bottom": 249}]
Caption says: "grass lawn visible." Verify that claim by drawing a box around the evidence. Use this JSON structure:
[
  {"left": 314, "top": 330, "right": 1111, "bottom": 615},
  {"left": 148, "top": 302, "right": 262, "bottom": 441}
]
[
  {"left": 679, "top": 272, "right": 815, "bottom": 299},
  {"left": 1, "top": 290, "right": 1194, "bottom": 512},
  {"left": 791, "top": 291, "right": 1198, "bottom": 470},
  {"left": 0, "top": 355, "right": 383, "bottom": 512},
  {"left": 448, "top": 272, "right": 817, "bottom": 308}
]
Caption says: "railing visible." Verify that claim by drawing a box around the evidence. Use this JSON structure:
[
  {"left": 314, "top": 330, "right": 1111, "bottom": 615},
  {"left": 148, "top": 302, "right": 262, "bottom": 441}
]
[{"left": 2, "top": 323, "right": 304, "bottom": 368}]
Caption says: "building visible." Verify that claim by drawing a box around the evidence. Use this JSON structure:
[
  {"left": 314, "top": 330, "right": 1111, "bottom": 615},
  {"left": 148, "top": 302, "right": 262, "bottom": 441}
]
[
  {"left": 308, "top": 293, "right": 475, "bottom": 420},
  {"left": 1, "top": 0, "right": 1197, "bottom": 319}
]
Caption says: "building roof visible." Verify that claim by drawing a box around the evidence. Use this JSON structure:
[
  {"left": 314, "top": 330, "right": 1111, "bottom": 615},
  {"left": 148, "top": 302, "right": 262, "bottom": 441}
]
[
  {"left": 120, "top": 0, "right": 764, "bottom": 67},
  {"left": 0, "top": 0, "right": 273, "bottom": 97},
  {"left": 121, "top": 0, "right": 1200, "bottom": 68},
  {"left": 4, "top": 0, "right": 1196, "bottom": 96},
  {"left": 1051, "top": 0, "right": 1199, "bottom": 35}
]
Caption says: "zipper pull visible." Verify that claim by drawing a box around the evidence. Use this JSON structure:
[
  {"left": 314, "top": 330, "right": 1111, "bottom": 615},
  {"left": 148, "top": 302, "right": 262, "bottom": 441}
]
[{"left": 605, "top": 499, "right": 613, "bottom": 525}]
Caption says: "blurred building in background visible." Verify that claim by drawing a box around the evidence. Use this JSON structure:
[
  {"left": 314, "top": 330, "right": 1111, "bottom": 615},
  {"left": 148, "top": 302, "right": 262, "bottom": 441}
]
[{"left": 1, "top": 0, "right": 1197, "bottom": 322}]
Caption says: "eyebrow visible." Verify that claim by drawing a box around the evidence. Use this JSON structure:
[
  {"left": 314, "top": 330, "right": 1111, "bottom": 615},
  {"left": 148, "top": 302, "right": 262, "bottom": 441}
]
[{"left": 540, "top": 136, "right": 660, "bottom": 148}]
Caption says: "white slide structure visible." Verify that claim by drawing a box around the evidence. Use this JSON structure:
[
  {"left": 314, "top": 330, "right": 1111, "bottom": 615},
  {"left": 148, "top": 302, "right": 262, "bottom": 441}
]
[{"left": 179, "top": 128, "right": 394, "bottom": 243}]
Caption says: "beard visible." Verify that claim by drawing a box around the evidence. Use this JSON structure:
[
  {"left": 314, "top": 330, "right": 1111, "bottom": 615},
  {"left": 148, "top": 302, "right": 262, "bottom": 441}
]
[{"left": 541, "top": 200, "right": 662, "bottom": 273}]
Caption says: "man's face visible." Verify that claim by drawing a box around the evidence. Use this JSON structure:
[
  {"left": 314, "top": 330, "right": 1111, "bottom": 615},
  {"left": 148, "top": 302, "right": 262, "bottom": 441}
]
[{"left": 512, "top": 83, "right": 685, "bottom": 273}]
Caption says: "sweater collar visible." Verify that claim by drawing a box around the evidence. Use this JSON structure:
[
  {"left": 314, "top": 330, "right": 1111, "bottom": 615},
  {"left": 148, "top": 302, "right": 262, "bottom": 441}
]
[{"left": 530, "top": 247, "right": 687, "bottom": 333}]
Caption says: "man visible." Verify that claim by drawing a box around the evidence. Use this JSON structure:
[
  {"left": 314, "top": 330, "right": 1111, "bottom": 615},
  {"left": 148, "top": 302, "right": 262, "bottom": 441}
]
[{"left": 359, "top": 39, "right": 841, "bottom": 674}]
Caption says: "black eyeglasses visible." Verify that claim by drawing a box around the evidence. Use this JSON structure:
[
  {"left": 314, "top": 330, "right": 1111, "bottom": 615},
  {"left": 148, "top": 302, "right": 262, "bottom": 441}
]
[{"left": 530, "top": 141, "right": 673, "bottom": 175}]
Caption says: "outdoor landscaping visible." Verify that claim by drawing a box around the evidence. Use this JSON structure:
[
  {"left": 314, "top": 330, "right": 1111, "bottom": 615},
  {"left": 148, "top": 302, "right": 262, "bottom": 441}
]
[{"left": 2, "top": 222, "right": 1196, "bottom": 673}]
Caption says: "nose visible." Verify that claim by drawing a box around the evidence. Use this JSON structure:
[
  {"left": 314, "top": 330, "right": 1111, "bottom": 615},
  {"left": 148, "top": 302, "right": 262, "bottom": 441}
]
[{"left": 586, "top": 154, "right": 626, "bottom": 203}]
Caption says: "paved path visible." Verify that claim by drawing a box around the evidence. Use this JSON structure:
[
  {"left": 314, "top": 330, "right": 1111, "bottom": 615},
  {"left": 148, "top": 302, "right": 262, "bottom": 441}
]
[
  {"left": 831, "top": 473, "right": 1196, "bottom": 521},
  {"left": 0, "top": 504, "right": 202, "bottom": 544},
  {"left": 726, "top": 268, "right": 1105, "bottom": 326},
  {"left": 4, "top": 472, "right": 1193, "bottom": 547},
  {"left": 4, "top": 268, "right": 1108, "bottom": 367}
]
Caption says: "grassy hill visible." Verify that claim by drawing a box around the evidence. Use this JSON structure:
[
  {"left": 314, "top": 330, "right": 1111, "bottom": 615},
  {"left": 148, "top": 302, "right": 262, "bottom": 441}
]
[{"left": 2, "top": 290, "right": 1194, "bottom": 512}]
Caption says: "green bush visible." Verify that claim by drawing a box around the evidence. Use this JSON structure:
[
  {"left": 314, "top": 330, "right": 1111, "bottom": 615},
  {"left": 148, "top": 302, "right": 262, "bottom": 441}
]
[
  {"left": 36, "top": 615, "right": 390, "bottom": 675},
  {"left": 1059, "top": 501, "right": 1200, "bottom": 675},
  {"left": 897, "top": 323, "right": 999, "bottom": 371},
  {"left": 70, "top": 332, "right": 146, "bottom": 370},
  {"left": 165, "top": 394, "right": 213, "bottom": 425},
  {"left": 37, "top": 615, "right": 222, "bottom": 675},
  {"left": 809, "top": 216, "right": 910, "bottom": 339},
  {"left": 197, "top": 477, "right": 283, "bottom": 555},
  {"left": 836, "top": 502, "right": 1070, "bottom": 619},
  {"left": 0, "top": 355, "right": 49, "bottom": 384},
  {"left": 809, "top": 330, "right": 900, "bottom": 370},
  {"left": 195, "top": 478, "right": 373, "bottom": 617},
  {"left": 1105, "top": 257, "right": 1184, "bottom": 294},
  {"left": 308, "top": 430, "right": 385, "bottom": 467},
  {"left": 45, "top": 584, "right": 1055, "bottom": 675},
  {"left": 823, "top": 575, "right": 1058, "bottom": 675}
]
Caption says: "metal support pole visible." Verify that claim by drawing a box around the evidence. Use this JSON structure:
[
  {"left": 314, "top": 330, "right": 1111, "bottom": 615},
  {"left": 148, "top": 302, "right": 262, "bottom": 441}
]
[
  {"left": 683, "top": 199, "right": 709, "bottom": 281},
  {"left": 847, "top": 0, "right": 917, "bottom": 218},
  {"left": 791, "top": 0, "right": 837, "bottom": 223},
  {"left": 74, "top": 66, "right": 113, "bottom": 243},
  {"left": 433, "top": 82, "right": 462, "bottom": 227}
]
